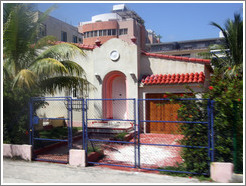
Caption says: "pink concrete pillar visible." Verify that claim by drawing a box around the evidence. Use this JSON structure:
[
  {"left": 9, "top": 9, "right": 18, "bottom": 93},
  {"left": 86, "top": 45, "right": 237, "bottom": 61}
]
[{"left": 210, "top": 162, "right": 234, "bottom": 183}]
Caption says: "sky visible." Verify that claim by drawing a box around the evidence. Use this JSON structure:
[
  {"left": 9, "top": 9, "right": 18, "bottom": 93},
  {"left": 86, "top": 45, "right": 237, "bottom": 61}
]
[{"left": 36, "top": 2, "right": 243, "bottom": 42}]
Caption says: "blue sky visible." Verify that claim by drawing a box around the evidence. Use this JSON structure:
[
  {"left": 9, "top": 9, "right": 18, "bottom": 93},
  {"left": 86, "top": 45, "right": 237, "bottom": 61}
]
[{"left": 36, "top": 2, "right": 243, "bottom": 42}]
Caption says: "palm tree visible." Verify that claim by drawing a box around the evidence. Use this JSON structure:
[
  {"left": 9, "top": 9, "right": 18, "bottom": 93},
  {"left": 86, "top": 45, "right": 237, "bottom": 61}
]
[
  {"left": 210, "top": 13, "right": 243, "bottom": 77},
  {"left": 3, "top": 3, "right": 90, "bottom": 94},
  {"left": 3, "top": 3, "right": 91, "bottom": 144}
]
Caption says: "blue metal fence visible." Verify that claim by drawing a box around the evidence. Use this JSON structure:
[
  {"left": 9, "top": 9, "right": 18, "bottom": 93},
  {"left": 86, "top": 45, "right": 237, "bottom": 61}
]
[
  {"left": 30, "top": 97, "right": 214, "bottom": 175},
  {"left": 85, "top": 98, "right": 137, "bottom": 168},
  {"left": 137, "top": 98, "right": 214, "bottom": 175},
  {"left": 84, "top": 98, "right": 214, "bottom": 175},
  {"left": 29, "top": 97, "right": 73, "bottom": 163}
]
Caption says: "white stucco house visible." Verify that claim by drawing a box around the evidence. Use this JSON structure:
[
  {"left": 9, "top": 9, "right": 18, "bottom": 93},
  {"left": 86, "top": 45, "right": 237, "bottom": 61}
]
[{"left": 38, "top": 37, "right": 212, "bottom": 134}]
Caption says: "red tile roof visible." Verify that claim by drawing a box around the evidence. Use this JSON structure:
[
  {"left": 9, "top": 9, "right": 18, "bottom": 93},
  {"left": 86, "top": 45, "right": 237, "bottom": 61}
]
[
  {"left": 141, "top": 51, "right": 210, "bottom": 64},
  {"left": 141, "top": 72, "right": 205, "bottom": 85},
  {"left": 53, "top": 41, "right": 96, "bottom": 50}
]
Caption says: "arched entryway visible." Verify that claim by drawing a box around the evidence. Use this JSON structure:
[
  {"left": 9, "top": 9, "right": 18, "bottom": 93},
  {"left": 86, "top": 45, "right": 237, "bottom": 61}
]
[{"left": 102, "top": 71, "right": 127, "bottom": 119}]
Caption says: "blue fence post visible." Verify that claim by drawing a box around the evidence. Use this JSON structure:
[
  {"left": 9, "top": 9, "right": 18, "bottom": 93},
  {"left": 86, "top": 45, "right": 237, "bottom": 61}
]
[
  {"left": 133, "top": 98, "right": 137, "bottom": 168},
  {"left": 137, "top": 99, "right": 141, "bottom": 169},
  {"left": 210, "top": 100, "right": 215, "bottom": 162},
  {"left": 70, "top": 98, "right": 73, "bottom": 149},
  {"left": 82, "top": 98, "right": 85, "bottom": 150},
  {"left": 67, "top": 97, "right": 72, "bottom": 151},
  {"left": 207, "top": 99, "right": 211, "bottom": 171},
  {"left": 29, "top": 98, "right": 33, "bottom": 146},
  {"left": 85, "top": 99, "right": 88, "bottom": 163}
]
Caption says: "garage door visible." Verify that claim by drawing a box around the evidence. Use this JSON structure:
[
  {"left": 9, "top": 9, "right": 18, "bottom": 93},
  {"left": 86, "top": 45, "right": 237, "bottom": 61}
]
[{"left": 146, "top": 94, "right": 182, "bottom": 134}]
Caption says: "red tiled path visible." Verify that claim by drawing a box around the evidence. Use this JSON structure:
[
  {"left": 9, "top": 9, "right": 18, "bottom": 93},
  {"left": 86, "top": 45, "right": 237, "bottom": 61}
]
[{"left": 97, "top": 134, "right": 184, "bottom": 169}]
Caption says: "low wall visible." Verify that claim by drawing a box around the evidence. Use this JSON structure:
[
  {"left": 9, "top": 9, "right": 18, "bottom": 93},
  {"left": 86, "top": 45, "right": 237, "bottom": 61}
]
[{"left": 3, "top": 144, "right": 32, "bottom": 161}]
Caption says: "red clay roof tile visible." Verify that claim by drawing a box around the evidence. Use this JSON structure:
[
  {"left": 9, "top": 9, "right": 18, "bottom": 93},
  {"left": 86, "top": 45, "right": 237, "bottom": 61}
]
[{"left": 141, "top": 72, "right": 205, "bottom": 86}]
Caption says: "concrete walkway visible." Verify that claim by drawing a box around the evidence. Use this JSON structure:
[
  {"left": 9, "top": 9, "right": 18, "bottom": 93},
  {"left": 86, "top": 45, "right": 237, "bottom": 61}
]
[{"left": 2, "top": 158, "right": 211, "bottom": 184}]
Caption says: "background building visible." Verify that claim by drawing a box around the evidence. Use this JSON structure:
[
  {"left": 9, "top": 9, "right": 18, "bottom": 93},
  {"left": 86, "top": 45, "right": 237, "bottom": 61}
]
[
  {"left": 78, "top": 4, "right": 159, "bottom": 50},
  {"left": 36, "top": 11, "right": 83, "bottom": 43},
  {"left": 146, "top": 37, "right": 223, "bottom": 58}
]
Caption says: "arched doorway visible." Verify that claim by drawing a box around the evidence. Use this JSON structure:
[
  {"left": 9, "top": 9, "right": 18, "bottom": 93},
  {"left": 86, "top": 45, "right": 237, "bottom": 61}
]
[{"left": 102, "top": 71, "right": 127, "bottom": 119}]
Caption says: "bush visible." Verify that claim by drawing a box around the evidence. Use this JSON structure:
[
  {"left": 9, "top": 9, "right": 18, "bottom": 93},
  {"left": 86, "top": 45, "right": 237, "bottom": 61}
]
[
  {"left": 3, "top": 81, "right": 43, "bottom": 144},
  {"left": 174, "top": 70, "right": 243, "bottom": 174}
]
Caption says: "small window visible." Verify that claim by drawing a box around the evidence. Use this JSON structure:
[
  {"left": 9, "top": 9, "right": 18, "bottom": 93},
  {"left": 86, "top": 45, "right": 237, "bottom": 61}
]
[
  {"left": 78, "top": 38, "right": 82, "bottom": 43},
  {"left": 61, "top": 31, "right": 67, "bottom": 42},
  {"left": 39, "top": 24, "right": 46, "bottom": 37},
  {"left": 72, "top": 88, "right": 77, "bottom": 98},
  {"left": 73, "top": 35, "right": 78, "bottom": 43},
  {"left": 99, "top": 30, "right": 103, "bottom": 36},
  {"left": 93, "top": 31, "right": 97, "bottom": 37},
  {"left": 112, "top": 29, "right": 116, "bottom": 35},
  {"left": 123, "top": 28, "right": 128, "bottom": 35},
  {"left": 108, "top": 29, "right": 112, "bottom": 36},
  {"left": 119, "top": 28, "right": 128, "bottom": 35},
  {"left": 103, "top": 30, "right": 107, "bottom": 36}
]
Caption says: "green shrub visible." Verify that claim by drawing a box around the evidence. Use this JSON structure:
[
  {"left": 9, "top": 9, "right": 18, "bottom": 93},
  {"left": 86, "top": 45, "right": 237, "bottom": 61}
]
[
  {"left": 3, "top": 82, "right": 43, "bottom": 144},
  {"left": 113, "top": 132, "right": 128, "bottom": 141}
]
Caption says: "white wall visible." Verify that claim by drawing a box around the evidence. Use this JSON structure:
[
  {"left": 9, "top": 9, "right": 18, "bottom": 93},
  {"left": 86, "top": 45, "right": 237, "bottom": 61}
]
[
  {"left": 140, "top": 55, "right": 205, "bottom": 77},
  {"left": 93, "top": 38, "right": 138, "bottom": 100}
]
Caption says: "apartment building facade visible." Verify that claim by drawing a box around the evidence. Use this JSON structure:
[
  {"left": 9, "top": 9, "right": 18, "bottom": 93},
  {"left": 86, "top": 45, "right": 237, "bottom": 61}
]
[
  {"left": 78, "top": 4, "right": 158, "bottom": 50},
  {"left": 36, "top": 11, "right": 83, "bottom": 43}
]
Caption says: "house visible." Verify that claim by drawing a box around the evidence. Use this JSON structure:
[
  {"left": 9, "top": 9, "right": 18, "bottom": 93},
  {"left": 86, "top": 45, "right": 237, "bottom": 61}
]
[
  {"left": 36, "top": 4, "right": 212, "bottom": 135},
  {"left": 39, "top": 37, "right": 212, "bottom": 135}
]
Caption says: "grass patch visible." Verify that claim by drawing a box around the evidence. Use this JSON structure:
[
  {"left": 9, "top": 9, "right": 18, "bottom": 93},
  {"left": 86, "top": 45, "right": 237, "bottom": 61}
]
[
  {"left": 87, "top": 146, "right": 102, "bottom": 154},
  {"left": 38, "top": 127, "right": 79, "bottom": 139},
  {"left": 112, "top": 132, "right": 128, "bottom": 141}
]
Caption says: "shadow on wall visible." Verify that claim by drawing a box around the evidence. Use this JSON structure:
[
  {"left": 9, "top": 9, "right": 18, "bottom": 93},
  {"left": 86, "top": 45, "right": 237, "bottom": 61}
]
[{"left": 139, "top": 57, "right": 153, "bottom": 82}]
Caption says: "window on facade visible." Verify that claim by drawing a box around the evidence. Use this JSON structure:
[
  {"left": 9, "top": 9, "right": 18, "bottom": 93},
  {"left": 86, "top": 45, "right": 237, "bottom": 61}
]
[
  {"left": 61, "top": 31, "right": 67, "bottom": 42},
  {"left": 73, "top": 88, "right": 77, "bottom": 98},
  {"left": 103, "top": 30, "right": 107, "bottom": 36},
  {"left": 108, "top": 29, "right": 112, "bottom": 36},
  {"left": 119, "top": 28, "right": 128, "bottom": 35},
  {"left": 73, "top": 35, "right": 78, "bottom": 43},
  {"left": 99, "top": 30, "right": 103, "bottom": 36},
  {"left": 93, "top": 31, "right": 97, "bottom": 37},
  {"left": 112, "top": 29, "right": 116, "bottom": 36},
  {"left": 39, "top": 24, "right": 47, "bottom": 37},
  {"left": 78, "top": 38, "right": 82, "bottom": 42}
]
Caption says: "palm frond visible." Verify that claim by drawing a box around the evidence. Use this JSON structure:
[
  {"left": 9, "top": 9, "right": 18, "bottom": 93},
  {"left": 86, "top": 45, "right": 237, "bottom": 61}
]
[
  {"left": 60, "top": 60, "right": 86, "bottom": 76},
  {"left": 3, "top": 3, "right": 18, "bottom": 24},
  {"left": 12, "top": 69, "right": 37, "bottom": 89},
  {"left": 34, "top": 35, "right": 58, "bottom": 49},
  {"left": 3, "top": 65, "right": 12, "bottom": 80},
  {"left": 39, "top": 75, "right": 92, "bottom": 95},
  {"left": 29, "top": 58, "right": 69, "bottom": 76},
  {"left": 3, "top": 4, "right": 37, "bottom": 74},
  {"left": 36, "top": 4, "right": 57, "bottom": 24},
  {"left": 36, "top": 43, "right": 85, "bottom": 61}
]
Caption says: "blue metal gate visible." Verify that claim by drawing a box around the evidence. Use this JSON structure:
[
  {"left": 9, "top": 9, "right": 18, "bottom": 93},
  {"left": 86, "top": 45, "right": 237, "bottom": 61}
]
[
  {"left": 29, "top": 97, "right": 73, "bottom": 163},
  {"left": 85, "top": 98, "right": 214, "bottom": 175},
  {"left": 85, "top": 98, "right": 137, "bottom": 168},
  {"left": 137, "top": 98, "right": 214, "bottom": 175}
]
